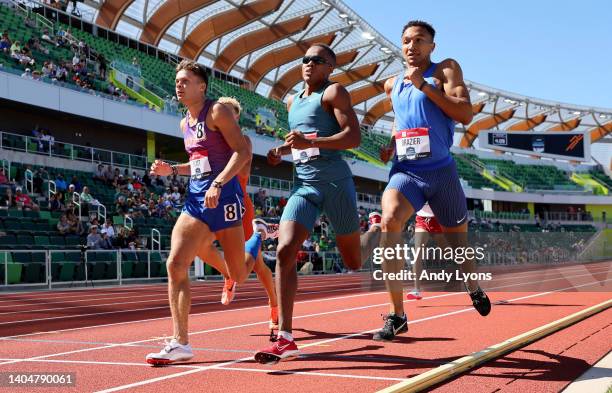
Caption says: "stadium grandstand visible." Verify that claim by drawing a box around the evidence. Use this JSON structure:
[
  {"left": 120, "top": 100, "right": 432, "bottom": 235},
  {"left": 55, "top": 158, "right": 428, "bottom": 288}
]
[{"left": 0, "top": 1, "right": 611, "bottom": 391}]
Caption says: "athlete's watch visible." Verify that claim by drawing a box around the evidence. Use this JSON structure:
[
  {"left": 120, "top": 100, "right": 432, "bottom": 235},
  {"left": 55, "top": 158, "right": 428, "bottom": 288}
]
[{"left": 211, "top": 180, "right": 223, "bottom": 189}]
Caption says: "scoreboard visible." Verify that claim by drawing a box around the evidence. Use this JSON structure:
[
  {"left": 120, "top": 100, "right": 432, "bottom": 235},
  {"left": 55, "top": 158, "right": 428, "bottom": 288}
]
[{"left": 480, "top": 130, "right": 591, "bottom": 161}]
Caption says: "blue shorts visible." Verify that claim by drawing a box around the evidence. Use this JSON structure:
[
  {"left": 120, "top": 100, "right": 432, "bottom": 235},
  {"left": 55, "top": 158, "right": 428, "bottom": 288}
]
[
  {"left": 386, "top": 160, "right": 467, "bottom": 228},
  {"left": 281, "top": 177, "right": 360, "bottom": 235},
  {"left": 183, "top": 177, "right": 244, "bottom": 232}
]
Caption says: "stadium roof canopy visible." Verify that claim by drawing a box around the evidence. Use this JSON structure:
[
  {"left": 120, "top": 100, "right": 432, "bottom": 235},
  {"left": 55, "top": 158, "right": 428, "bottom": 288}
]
[{"left": 80, "top": 0, "right": 612, "bottom": 145}]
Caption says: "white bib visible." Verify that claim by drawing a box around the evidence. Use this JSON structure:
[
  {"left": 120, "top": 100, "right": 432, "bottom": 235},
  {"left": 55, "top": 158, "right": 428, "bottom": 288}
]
[
  {"left": 395, "top": 128, "right": 431, "bottom": 161},
  {"left": 291, "top": 132, "right": 320, "bottom": 163},
  {"left": 190, "top": 151, "right": 212, "bottom": 179}
]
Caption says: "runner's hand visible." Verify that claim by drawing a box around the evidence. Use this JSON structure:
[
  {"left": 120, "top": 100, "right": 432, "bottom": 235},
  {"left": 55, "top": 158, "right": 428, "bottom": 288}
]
[
  {"left": 285, "top": 131, "right": 311, "bottom": 149},
  {"left": 150, "top": 160, "right": 172, "bottom": 176},
  {"left": 380, "top": 145, "right": 395, "bottom": 163},
  {"left": 406, "top": 66, "right": 425, "bottom": 89},
  {"left": 204, "top": 186, "right": 221, "bottom": 208},
  {"left": 267, "top": 147, "right": 282, "bottom": 166}
]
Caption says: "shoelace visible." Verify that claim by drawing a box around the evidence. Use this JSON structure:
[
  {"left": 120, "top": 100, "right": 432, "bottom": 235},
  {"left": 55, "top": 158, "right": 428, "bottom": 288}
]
[
  {"left": 381, "top": 314, "right": 396, "bottom": 331},
  {"left": 162, "top": 338, "right": 180, "bottom": 353}
]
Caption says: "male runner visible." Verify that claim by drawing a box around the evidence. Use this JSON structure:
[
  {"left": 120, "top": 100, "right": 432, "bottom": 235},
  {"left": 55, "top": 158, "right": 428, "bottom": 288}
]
[
  {"left": 254, "top": 43, "right": 363, "bottom": 364},
  {"left": 373, "top": 20, "right": 491, "bottom": 342},
  {"left": 198, "top": 96, "right": 279, "bottom": 332},
  {"left": 145, "top": 60, "right": 271, "bottom": 365}
]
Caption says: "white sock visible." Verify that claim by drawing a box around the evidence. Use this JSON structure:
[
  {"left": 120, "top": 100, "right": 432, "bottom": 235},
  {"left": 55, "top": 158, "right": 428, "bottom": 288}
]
[{"left": 278, "top": 331, "right": 294, "bottom": 342}]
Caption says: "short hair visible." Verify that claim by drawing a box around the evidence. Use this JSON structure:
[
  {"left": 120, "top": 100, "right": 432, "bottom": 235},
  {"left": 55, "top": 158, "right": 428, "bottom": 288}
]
[
  {"left": 217, "top": 96, "right": 242, "bottom": 116},
  {"left": 310, "top": 43, "right": 336, "bottom": 65},
  {"left": 176, "top": 59, "right": 209, "bottom": 85},
  {"left": 402, "top": 20, "right": 435, "bottom": 40}
]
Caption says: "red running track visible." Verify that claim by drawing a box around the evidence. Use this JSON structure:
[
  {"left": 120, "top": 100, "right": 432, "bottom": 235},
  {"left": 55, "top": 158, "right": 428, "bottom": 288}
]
[{"left": 0, "top": 260, "right": 610, "bottom": 392}]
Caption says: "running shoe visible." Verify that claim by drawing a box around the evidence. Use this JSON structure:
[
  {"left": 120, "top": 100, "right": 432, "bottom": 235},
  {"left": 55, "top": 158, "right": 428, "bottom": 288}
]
[
  {"left": 252, "top": 218, "right": 279, "bottom": 240},
  {"left": 221, "top": 277, "right": 236, "bottom": 305},
  {"left": 368, "top": 211, "right": 382, "bottom": 229},
  {"left": 405, "top": 290, "right": 422, "bottom": 300},
  {"left": 145, "top": 338, "right": 193, "bottom": 366},
  {"left": 254, "top": 336, "right": 299, "bottom": 365},
  {"left": 469, "top": 287, "right": 491, "bottom": 316},
  {"left": 372, "top": 313, "right": 408, "bottom": 342}
]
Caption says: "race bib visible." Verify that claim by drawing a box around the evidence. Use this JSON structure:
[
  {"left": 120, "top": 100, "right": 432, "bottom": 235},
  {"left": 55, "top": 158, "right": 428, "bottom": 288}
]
[
  {"left": 291, "top": 132, "right": 320, "bottom": 163},
  {"left": 395, "top": 128, "right": 431, "bottom": 161},
  {"left": 190, "top": 151, "right": 212, "bottom": 179}
]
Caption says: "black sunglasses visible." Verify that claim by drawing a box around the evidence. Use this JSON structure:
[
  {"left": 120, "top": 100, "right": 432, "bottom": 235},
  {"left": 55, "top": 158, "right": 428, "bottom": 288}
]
[{"left": 302, "top": 55, "right": 328, "bottom": 65}]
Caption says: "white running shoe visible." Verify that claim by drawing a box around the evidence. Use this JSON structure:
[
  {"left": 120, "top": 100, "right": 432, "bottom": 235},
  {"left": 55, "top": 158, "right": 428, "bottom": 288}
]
[
  {"left": 405, "top": 290, "right": 423, "bottom": 300},
  {"left": 252, "top": 218, "right": 279, "bottom": 240},
  {"left": 145, "top": 339, "right": 194, "bottom": 366},
  {"left": 221, "top": 278, "right": 236, "bottom": 305}
]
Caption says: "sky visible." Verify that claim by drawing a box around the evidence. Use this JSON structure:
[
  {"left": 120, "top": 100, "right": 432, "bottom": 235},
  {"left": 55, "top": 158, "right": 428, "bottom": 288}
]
[{"left": 345, "top": 0, "right": 612, "bottom": 109}]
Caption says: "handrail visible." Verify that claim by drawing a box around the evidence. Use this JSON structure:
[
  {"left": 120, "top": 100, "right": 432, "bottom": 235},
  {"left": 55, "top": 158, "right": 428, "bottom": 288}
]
[
  {"left": 124, "top": 215, "right": 133, "bottom": 230},
  {"left": 47, "top": 180, "right": 56, "bottom": 200},
  {"left": 97, "top": 203, "right": 107, "bottom": 223},
  {"left": 151, "top": 229, "right": 161, "bottom": 251},
  {"left": 72, "top": 192, "right": 81, "bottom": 218},
  {"left": 24, "top": 169, "right": 33, "bottom": 194}
]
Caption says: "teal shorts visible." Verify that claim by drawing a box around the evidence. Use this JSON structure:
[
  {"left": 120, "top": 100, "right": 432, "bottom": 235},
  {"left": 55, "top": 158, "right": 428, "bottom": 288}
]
[{"left": 280, "top": 177, "right": 360, "bottom": 235}]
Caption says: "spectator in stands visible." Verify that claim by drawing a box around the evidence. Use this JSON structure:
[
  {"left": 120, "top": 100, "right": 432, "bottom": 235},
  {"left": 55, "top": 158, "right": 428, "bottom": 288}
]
[
  {"left": 255, "top": 188, "right": 267, "bottom": 208},
  {"left": 65, "top": 184, "right": 76, "bottom": 204},
  {"left": 81, "top": 186, "right": 100, "bottom": 206},
  {"left": 86, "top": 225, "right": 101, "bottom": 248},
  {"left": 42, "top": 61, "right": 55, "bottom": 79},
  {"left": 48, "top": 193, "right": 63, "bottom": 212},
  {"left": 24, "top": 15, "right": 36, "bottom": 29},
  {"left": 0, "top": 31, "right": 11, "bottom": 53},
  {"left": 66, "top": 210, "right": 83, "bottom": 235},
  {"left": 0, "top": 188, "right": 13, "bottom": 208},
  {"left": 70, "top": 176, "right": 82, "bottom": 192},
  {"left": 56, "top": 214, "right": 71, "bottom": 235},
  {"left": 115, "top": 196, "right": 128, "bottom": 216},
  {"left": 97, "top": 230, "right": 113, "bottom": 250},
  {"left": 27, "top": 36, "right": 49, "bottom": 55},
  {"left": 0, "top": 168, "right": 9, "bottom": 185},
  {"left": 41, "top": 29, "right": 55, "bottom": 45},
  {"left": 54, "top": 62, "right": 68, "bottom": 82},
  {"left": 14, "top": 187, "right": 39, "bottom": 211},
  {"left": 32, "top": 169, "right": 45, "bottom": 194},
  {"left": 93, "top": 164, "right": 105, "bottom": 182},
  {"left": 55, "top": 173, "right": 67, "bottom": 191},
  {"left": 21, "top": 68, "right": 32, "bottom": 79},
  {"left": 113, "top": 227, "right": 129, "bottom": 249},
  {"left": 97, "top": 53, "right": 107, "bottom": 80},
  {"left": 102, "top": 217, "right": 115, "bottom": 238},
  {"left": 154, "top": 175, "right": 165, "bottom": 188}
]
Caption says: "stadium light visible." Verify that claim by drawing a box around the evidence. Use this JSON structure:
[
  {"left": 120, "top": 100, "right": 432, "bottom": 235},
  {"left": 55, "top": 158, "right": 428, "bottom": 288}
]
[
  {"left": 361, "top": 32, "right": 375, "bottom": 40},
  {"left": 599, "top": 114, "right": 607, "bottom": 118},
  {"left": 573, "top": 111, "right": 581, "bottom": 115},
  {"left": 339, "top": 13, "right": 348, "bottom": 18},
  {"left": 321, "top": 0, "right": 330, "bottom": 6},
  {"left": 348, "top": 20, "right": 356, "bottom": 25},
  {"left": 477, "top": 92, "right": 487, "bottom": 97}
]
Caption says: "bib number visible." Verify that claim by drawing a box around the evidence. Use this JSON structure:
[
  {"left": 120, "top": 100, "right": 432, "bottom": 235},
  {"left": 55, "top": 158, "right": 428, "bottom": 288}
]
[
  {"left": 224, "top": 203, "right": 238, "bottom": 222},
  {"left": 291, "top": 132, "right": 320, "bottom": 163},
  {"left": 190, "top": 151, "right": 212, "bottom": 179},
  {"left": 395, "top": 128, "right": 431, "bottom": 161}
]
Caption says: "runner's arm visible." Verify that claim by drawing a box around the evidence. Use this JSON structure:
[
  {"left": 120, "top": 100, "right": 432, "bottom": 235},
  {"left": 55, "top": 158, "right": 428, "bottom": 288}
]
[{"left": 211, "top": 103, "right": 250, "bottom": 185}]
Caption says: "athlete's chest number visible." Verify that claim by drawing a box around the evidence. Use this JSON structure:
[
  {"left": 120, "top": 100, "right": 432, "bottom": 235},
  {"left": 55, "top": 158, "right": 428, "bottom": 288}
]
[
  {"left": 196, "top": 123, "right": 206, "bottom": 140},
  {"left": 291, "top": 132, "right": 320, "bottom": 163}
]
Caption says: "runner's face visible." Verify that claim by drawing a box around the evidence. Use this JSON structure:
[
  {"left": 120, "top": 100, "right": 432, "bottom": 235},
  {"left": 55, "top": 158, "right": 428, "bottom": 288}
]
[
  {"left": 175, "top": 70, "right": 206, "bottom": 104},
  {"left": 402, "top": 26, "right": 435, "bottom": 66},
  {"left": 302, "top": 47, "right": 334, "bottom": 84}
]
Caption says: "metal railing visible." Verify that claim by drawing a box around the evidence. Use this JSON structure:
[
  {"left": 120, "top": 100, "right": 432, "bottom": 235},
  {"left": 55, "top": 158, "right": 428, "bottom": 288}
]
[
  {"left": 1, "top": 130, "right": 151, "bottom": 171},
  {"left": 24, "top": 169, "right": 33, "bottom": 194},
  {"left": 151, "top": 229, "right": 161, "bottom": 251}
]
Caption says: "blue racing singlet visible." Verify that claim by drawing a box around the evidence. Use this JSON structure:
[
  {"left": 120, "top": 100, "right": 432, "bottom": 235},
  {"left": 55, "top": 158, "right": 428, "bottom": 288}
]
[{"left": 390, "top": 62, "right": 455, "bottom": 170}]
